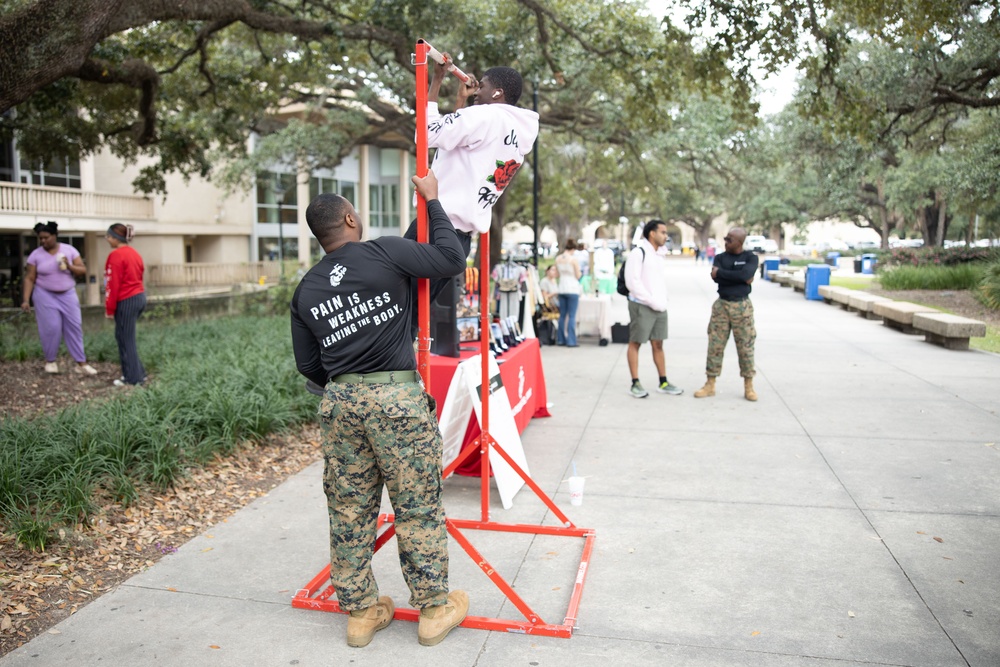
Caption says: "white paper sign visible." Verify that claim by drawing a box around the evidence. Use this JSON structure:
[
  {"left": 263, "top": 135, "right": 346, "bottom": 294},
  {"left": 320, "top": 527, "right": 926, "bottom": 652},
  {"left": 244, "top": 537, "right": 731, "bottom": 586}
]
[{"left": 439, "top": 354, "right": 530, "bottom": 509}]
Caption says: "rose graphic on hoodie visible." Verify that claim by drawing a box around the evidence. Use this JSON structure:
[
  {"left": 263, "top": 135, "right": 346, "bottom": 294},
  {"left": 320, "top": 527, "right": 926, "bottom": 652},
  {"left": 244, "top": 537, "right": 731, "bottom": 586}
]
[{"left": 487, "top": 159, "right": 520, "bottom": 191}]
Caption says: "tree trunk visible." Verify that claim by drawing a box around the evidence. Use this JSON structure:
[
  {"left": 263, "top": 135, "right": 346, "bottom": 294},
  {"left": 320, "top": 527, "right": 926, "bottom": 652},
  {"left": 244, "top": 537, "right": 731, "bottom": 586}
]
[
  {"left": 877, "top": 178, "right": 890, "bottom": 250},
  {"left": 935, "top": 191, "right": 946, "bottom": 247}
]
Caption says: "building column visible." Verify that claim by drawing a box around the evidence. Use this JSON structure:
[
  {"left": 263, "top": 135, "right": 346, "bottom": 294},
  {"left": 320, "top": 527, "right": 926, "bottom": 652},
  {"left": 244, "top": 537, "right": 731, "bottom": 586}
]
[
  {"left": 398, "top": 150, "right": 410, "bottom": 237},
  {"left": 296, "top": 162, "right": 311, "bottom": 266},
  {"left": 358, "top": 145, "right": 370, "bottom": 241},
  {"left": 83, "top": 231, "right": 101, "bottom": 305}
]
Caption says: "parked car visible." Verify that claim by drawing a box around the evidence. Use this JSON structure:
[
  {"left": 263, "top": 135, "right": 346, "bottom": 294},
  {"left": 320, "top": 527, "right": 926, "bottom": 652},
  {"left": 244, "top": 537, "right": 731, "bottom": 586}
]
[
  {"left": 761, "top": 239, "right": 779, "bottom": 254},
  {"left": 745, "top": 235, "right": 767, "bottom": 253}
]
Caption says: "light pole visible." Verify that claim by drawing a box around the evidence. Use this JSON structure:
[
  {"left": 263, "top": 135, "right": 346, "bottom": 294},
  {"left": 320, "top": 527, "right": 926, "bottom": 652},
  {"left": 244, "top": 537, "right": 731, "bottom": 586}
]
[{"left": 273, "top": 179, "right": 286, "bottom": 282}]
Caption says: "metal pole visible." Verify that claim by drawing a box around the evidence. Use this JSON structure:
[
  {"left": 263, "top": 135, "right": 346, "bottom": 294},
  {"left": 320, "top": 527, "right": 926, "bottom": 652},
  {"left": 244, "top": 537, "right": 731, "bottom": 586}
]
[
  {"left": 277, "top": 201, "right": 284, "bottom": 279},
  {"left": 415, "top": 40, "right": 431, "bottom": 385},
  {"left": 274, "top": 179, "right": 286, "bottom": 283},
  {"left": 479, "top": 228, "right": 491, "bottom": 520},
  {"left": 532, "top": 81, "right": 539, "bottom": 266}
]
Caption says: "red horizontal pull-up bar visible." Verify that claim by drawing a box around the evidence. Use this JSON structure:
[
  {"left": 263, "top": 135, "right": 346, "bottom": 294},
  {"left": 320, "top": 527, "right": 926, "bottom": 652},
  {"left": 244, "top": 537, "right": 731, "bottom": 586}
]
[{"left": 416, "top": 38, "right": 472, "bottom": 84}]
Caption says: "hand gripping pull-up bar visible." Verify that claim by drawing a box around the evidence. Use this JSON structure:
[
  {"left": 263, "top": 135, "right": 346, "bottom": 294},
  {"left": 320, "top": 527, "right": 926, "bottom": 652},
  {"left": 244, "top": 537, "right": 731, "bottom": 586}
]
[{"left": 416, "top": 39, "right": 473, "bottom": 84}]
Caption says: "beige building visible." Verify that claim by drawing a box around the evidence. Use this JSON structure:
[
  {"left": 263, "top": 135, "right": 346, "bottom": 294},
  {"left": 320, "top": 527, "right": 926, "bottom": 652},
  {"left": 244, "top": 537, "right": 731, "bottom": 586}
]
[{"left": 1, "top": 138, "right": 413, "bottom": 308}]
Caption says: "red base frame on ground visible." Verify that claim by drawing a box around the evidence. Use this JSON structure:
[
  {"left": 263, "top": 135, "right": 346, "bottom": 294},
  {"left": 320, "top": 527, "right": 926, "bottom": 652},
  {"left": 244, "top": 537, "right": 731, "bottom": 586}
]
[{"left": 291, "top": 40, "right": 595, "bottom": 639}]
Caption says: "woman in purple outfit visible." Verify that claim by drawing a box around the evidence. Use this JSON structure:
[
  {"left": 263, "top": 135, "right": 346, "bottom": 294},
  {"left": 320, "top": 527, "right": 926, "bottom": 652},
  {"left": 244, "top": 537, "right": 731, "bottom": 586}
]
[{"left": 20, "top": 221, "right": 97, "bottom": 375}]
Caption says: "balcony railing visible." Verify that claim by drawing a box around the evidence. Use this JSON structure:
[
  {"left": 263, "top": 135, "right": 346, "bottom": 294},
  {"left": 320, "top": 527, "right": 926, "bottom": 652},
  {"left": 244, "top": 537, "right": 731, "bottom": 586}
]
[
  {"left": 0, "top": 182, "right": 154, "bottom": 219},
  {"left": 147, "top": 262, "right": 282, "bottom": 287}
]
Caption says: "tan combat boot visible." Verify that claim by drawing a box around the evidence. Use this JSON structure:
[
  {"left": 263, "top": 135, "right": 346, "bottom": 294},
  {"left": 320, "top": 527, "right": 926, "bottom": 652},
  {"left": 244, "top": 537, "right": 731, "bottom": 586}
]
[
  {"left": 346, "top": 596, "right": 394, "bottom": 648},
  {"left": 418, "top": 590, "right": 469, "bottom": 646},
  {"left": 693, "top": 377, "right": 716, "bottom": 398},
  {"left": 744, "top": 377, "right": 758, "bottom": 402}
]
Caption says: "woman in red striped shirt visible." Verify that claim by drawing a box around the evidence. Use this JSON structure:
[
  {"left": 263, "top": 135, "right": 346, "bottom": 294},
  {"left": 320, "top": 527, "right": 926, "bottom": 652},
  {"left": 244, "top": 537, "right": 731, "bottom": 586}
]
[{"left": 105, "top": 224, "right": 147, "bottom": 386}]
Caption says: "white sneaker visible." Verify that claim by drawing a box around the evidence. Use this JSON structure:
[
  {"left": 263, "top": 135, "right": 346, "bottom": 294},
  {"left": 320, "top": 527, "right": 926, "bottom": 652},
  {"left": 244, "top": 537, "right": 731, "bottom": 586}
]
[
  {"left": 44, "top": 362, "right": 59, "bottom": 374},
  {"left": 74, "top": 364, "right": 98, "bottom": 375}
]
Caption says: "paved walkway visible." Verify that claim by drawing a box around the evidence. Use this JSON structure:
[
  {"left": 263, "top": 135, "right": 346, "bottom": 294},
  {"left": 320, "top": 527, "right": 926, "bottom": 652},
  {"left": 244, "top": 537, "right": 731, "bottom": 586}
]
[{"left": 3, "top": 259, "right": 998, "bottom": 667}]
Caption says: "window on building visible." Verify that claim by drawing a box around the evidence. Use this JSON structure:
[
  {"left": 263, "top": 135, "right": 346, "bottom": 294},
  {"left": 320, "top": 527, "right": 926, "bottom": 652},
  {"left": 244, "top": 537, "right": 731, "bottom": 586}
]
[
  {"left": 258, "top": 237, "right": 297, "bottom": 262},
  {"left": 18, "top": 155, "right": 81, "bottom": 188},
  {"left": 0, "top": 140, "right": 15, "bottom": 183},
  {"left": 309, "top": 176, "right": 358, "bottom": 206},
  {"left": 368, "top": 183, "right": 400, "bottom": 231},
  {"left": 256, "top": 171, "right": 297, "bottom": 224}
]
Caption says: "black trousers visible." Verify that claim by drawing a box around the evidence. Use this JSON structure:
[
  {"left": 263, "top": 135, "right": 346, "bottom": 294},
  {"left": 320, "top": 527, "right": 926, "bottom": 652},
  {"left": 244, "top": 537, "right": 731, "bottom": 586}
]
[
  {"left": 115, "top": 292, "right": 147, "bottom": 384},
  {"left": 403, "top": 218, "right": 472, "bottom": 338}
]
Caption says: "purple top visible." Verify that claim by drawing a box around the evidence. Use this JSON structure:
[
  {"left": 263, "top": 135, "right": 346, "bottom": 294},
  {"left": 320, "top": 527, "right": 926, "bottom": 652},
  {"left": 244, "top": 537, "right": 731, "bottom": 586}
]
[{"left": 27, "top": 243, "right": 80, "bottom": 293}]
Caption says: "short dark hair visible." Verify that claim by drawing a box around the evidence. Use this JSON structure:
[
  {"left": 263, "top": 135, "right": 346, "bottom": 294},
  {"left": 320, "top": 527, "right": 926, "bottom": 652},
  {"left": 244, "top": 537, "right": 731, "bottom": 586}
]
[
  {"left": 305, "top": 194, "right": 353, "bottom": 242},
  {"left": 643, "top": 219, "right": 666, "bottom": 240},
  {"left": 483, "top": 66, "right": 523, "bottom": 105},
  {"left": 563, "top": 238, "right": 577, "bottom": 251},
  {"left": 33, "top": 221, "right": 58, "bottom": 235}
]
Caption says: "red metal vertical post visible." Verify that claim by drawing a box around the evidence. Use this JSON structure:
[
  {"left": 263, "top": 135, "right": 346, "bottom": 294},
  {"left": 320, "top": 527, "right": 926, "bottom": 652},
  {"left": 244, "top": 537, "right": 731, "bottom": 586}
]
[
  {"left": 479, "top": 230, "right": 492, "bottom": 521},
  {"left": 414, "top": 40, "right": 431, "bottom": 386}
]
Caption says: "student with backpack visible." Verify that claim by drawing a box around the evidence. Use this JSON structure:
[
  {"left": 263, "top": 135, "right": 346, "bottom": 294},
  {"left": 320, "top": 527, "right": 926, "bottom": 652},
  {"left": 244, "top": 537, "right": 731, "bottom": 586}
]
[{"left": 622, "top": 220, "right": 683, "bottom": 398}]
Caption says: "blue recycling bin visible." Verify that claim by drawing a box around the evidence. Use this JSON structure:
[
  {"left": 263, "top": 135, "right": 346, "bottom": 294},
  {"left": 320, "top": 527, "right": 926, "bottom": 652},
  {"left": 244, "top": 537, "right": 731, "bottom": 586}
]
[
  {"left": 763, "top": 258, "right": 780, "bottom": 280},
  {"left": 861, "top": 253, "right": 877, "bottom": 274},
  {"left": 825, "top": 251, "right": 840, "bottom": 267},
  {"left": 805, "top": 264, "right": 831, "bottom": 300}
]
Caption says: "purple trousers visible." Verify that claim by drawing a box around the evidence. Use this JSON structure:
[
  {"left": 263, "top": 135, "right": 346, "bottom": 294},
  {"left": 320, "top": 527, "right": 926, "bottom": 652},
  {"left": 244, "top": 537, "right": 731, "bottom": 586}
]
[{"left": 32, "top": 286, "right": 87, "bottom": 363}]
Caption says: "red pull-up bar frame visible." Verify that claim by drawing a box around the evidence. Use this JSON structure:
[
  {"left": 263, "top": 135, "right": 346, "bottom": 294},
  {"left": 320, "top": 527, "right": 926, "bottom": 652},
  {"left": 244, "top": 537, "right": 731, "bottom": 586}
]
[{"left": 293, "top": 40, "right": 595, "bottom": 639}]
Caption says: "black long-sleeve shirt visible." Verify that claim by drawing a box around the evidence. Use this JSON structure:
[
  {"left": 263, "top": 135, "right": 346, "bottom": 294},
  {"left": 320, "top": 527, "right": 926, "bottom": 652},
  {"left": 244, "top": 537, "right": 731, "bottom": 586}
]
[
  {"left": 290, "top": 200, "right": 466, "bottom": 386},
  {"left": 712, "top": 250, "right": 758, "bottom": 301}
]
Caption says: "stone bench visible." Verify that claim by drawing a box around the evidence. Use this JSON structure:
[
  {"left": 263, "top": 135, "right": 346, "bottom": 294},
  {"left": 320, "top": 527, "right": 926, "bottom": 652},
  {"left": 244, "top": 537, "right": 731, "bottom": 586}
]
[
  {"left": 847, "top": 293, "right": 892, "bottom": 319},
  {"left": 817, "top": 285, "right": 852, "bottom": 305},
  {"left": 872, "top": 301, "right": 939, "bottom": 334},
  {"left": 772, "top": 272, "right": 793, "bottom": 287},
  {"left": 829, "top": 288, "right": 855, "bottom": 309},
  {"left": 912, "top": 313, "right": 987, "bottom": 350},
  {"left": 790, "top": 272, "right": 806, "bottom": 292}
]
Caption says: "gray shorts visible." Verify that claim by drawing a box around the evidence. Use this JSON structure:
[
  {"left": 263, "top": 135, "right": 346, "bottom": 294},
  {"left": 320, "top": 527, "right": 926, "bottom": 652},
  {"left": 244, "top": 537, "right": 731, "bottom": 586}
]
[{"left": 628, "top": 301, "right": 668, "bottom": 343}]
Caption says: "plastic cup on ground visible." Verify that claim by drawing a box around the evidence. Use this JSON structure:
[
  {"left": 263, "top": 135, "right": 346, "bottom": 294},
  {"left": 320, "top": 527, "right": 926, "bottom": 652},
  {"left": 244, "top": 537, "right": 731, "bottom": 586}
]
[{"left": 568, "top": 476, "right": 585, "bottom": 506}]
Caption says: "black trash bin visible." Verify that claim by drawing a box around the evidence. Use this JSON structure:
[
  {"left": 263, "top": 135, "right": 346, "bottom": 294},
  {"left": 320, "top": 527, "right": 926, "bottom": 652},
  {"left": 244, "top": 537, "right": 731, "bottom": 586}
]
[{"left": 854, "top": 257, "right": 863, "bottom": 273}]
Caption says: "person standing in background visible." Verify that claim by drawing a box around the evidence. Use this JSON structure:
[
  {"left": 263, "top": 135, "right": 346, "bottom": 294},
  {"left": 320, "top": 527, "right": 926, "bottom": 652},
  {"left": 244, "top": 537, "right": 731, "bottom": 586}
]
[
  {"left": 105, "top": 224, "right": 146, "bottom": 386},
  {"left": 694, "top": 227, "right": 759, "bottom": 401},
  {"left": 623, "top": 220, "right": 682, "bottom": 398},
  {"left": 21, "top": 221, "right": 97, "bottom": 375},
  {"left": 555, "top": 240, "right": 582, "bottom": 347}
]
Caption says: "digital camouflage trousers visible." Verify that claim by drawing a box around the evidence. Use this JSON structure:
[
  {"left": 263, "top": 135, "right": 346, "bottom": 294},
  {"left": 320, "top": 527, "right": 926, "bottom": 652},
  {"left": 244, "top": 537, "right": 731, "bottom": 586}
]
[
  {"left": 319, "top": 381, "right": 449, "bottom": 611},
  {"left": 705, "top": 298, "right": 756, "bottom": 378}
]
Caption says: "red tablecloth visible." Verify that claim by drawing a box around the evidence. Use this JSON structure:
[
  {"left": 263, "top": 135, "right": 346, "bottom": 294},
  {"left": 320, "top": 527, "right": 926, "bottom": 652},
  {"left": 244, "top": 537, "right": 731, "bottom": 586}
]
[{"left": 429, "top": 337, "right": 550, "bottom": 476}]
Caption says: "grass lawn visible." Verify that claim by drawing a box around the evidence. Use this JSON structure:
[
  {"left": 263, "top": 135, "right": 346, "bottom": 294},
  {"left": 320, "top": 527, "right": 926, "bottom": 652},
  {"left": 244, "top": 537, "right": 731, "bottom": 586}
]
[{"left": 830, "top": 276, "right": 877, "bottom": 290}]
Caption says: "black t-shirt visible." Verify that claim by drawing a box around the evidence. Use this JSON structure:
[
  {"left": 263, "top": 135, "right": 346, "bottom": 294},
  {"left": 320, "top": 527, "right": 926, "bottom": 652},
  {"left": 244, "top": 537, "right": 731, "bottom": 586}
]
[
  {"left": 290, "top": 200, "right": 466, "bottom": 386},
  {"left": 712, "top": 250, "right": 758, "bottom": 300}
]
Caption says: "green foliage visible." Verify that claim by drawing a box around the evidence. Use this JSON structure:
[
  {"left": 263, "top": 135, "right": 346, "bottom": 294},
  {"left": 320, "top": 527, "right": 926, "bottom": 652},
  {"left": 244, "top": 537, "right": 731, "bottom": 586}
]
[
  {"left": 877, "top": 264, "right": 985, "bottom": 291},
  {"left": 879, "top": 246, "right": 1000, "bottom": 269},
  {"left": 976, "top": 263, "right": 1000, "bottom": 310},
  {"left": 0, "top": 314, "right": 317, "bottom": 549},
  {"left": 2, "top": 0, "right": 686, "bottom": 197}
]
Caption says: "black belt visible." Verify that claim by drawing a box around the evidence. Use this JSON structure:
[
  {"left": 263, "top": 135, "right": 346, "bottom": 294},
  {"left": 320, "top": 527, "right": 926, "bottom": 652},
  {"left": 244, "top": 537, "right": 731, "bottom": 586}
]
[
  {"left": 719, "top": 296, "right": 749, "bottom": 302},
  {"left": 331, "top": 370, "right": 418, "bottom": 384}
]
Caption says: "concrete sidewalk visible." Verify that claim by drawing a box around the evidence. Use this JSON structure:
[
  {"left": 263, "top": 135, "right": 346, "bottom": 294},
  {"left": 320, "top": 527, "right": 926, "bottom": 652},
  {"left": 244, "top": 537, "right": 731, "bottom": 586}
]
[{"left": 3, "top": 259, "right": 998, "bottom": 667}]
